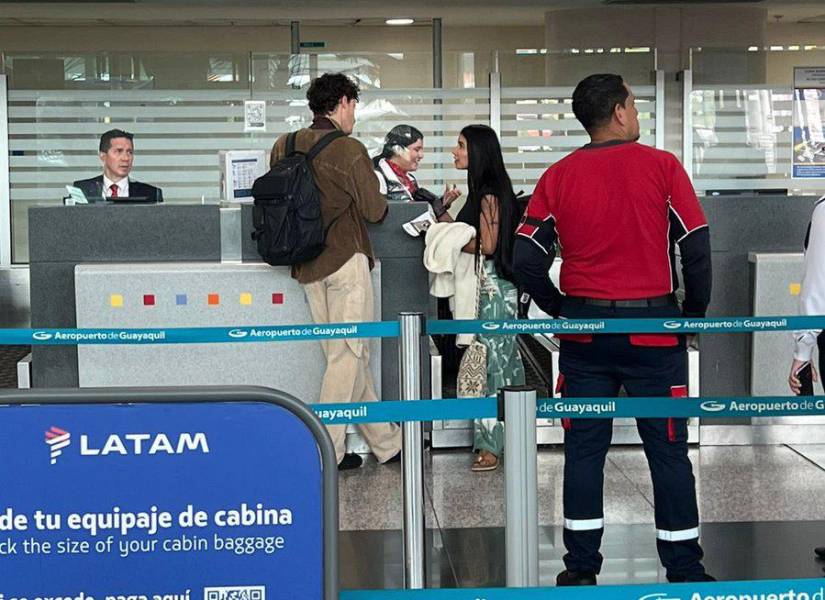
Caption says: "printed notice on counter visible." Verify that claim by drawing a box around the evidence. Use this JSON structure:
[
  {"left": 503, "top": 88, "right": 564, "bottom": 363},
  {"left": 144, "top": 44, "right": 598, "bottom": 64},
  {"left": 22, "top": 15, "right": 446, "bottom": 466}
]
[
  {"left": 0, "top": 402, "right": 323, "bottom": 599},
  {"left": 219, "top": 150, "right": 266, "bottom": 201}
]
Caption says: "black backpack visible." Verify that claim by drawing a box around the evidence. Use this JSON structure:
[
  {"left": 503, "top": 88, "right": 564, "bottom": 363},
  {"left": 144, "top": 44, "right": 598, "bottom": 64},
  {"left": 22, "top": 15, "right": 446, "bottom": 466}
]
[{"left": 251, "top": 130, "right": 345, "bottom": 266}]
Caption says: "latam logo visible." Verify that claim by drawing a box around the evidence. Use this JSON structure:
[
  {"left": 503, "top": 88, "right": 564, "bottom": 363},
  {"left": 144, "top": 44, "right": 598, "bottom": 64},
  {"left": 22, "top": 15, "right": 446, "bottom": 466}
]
[
  {"left": 44, "top": 428, "right": 209, "bottom": 466},
  {"left": 32, "top": 331, "right": 54, "bottom": 341},
  {"left": 481, "top": 322, "right": 502, "bottom": 331},
  {"left": 228, "top": 328, "right": 249, "bottom": 339},
  {"left": 663, "top": 321, "right": 683, "bottom": 330},
  {"left": 45, "top": 426, "right": 71, "bottom": 465},
  {"left": 700, "top": 401, "right": 727, "bottom": 412}
]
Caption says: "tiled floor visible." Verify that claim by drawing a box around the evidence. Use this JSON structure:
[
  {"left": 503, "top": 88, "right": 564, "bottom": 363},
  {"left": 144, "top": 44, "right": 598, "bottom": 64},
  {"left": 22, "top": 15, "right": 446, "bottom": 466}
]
[
  {"left": 339, "top": 444, "right": 825, "bottom": 589},
  {"left": 340, "top": 445, "right": 825, "bottom": 530}
]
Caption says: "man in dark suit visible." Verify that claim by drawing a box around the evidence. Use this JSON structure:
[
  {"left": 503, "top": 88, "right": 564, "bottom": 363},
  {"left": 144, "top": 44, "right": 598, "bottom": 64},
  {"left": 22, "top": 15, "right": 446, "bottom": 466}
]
[{"left": 73, "top": 129, "right": 163, "bottom": 202}]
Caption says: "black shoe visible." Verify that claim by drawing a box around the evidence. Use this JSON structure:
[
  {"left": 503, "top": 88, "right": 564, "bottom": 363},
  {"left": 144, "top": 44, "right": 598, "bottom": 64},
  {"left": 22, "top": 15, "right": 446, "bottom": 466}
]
[
  {"left": 337, "top": 453, "right": 363, "bottom": 471},
  {"left": 384, "top": 451, "right": 402, "bottom": 464},
  {"left": 815, "top": 547, "right": 825, "bottom": 559},
  {"left": 667, "top": 573, "right": 716, "bottom": 583},
  {"left": 556, "top": 570, "right": 597, "bottom": 586}
]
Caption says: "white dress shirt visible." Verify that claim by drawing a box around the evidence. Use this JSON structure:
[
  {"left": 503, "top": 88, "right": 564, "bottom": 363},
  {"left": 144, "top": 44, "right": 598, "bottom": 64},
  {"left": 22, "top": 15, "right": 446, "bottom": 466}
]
[
  {"left": 794, "top": 195, "right": 825, "bottom": 362},
  {"left": 103, "top": 176, "right": 129, "bottom": 198}
]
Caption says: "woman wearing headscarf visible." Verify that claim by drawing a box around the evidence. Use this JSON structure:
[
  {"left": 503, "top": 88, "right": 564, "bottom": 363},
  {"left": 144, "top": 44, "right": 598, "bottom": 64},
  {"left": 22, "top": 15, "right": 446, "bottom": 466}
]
[{"left": 373, "top": 124, "right": 462, "bottom": 206}]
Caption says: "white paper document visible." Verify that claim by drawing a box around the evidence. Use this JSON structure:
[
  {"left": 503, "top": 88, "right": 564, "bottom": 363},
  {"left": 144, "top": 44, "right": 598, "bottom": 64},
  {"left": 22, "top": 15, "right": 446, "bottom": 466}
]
[{"left": 402, "top": 207, "right": 437, "bottom": 237}]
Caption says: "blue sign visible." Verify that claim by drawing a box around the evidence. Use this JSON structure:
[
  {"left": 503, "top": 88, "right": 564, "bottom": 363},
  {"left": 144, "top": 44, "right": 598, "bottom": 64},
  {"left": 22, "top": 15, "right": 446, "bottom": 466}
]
[{"left": 0, "top": 402, "right": 323, "bottom": 599}]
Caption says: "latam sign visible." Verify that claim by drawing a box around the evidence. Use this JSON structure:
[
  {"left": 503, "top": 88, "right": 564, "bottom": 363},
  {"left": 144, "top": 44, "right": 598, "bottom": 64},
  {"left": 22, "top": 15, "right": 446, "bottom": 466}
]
[{"left": 45, "top": 427, "right": 209, "bottom": 465}]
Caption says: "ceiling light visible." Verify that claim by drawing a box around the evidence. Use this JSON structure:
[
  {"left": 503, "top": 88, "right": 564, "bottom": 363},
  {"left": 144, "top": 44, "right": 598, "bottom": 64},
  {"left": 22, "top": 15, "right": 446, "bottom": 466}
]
[{"left": 386, "top": 18, "right": 414, "bottom": 26}]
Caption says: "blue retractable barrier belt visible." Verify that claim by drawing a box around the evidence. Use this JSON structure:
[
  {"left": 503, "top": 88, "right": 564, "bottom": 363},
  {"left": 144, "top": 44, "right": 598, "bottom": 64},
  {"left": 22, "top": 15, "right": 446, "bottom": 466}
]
[
  {"left": 426, "top": 315, "right": 821, "bottom": 336},
  {"left": 341, "top": 577, "right": 825, "bottom": 599},
  {"left": 3, "top": 315, "right": 823, "bottom": 345},
  {"left": 2, "top": 321, "right": 400, "bottom": 345},
  {"left": 313, "top": 396, "right": 825, "bottom": 424}
]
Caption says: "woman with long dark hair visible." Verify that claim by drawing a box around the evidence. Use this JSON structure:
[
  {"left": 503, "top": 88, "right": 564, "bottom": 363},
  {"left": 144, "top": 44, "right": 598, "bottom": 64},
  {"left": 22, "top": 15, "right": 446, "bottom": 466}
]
[{"left": 440, "top": 124, "right": 526, "bottom": 471}]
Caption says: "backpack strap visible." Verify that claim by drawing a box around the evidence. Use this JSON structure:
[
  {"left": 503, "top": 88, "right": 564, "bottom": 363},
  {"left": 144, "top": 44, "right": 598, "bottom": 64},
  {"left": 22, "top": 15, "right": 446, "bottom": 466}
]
[
  {"left": 285, "top": 131, "right": 298, "bottom": 156},
  {"left": 305, "top": 130, "right": 347, "bottom": 162}
]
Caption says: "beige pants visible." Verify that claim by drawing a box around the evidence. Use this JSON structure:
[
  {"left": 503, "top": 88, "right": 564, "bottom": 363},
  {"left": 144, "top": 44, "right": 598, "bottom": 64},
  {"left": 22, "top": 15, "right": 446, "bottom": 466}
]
[{"left": 303, "top": 253, "right": 401, "bottom": 464}]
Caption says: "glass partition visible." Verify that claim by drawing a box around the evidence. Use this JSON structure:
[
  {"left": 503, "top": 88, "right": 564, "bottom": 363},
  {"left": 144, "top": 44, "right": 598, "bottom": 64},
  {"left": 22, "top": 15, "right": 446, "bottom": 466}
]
[
  {"left": 495, "top": 49, "right": 658, "bottom": 190},
  {"left": 499, "top": 47, "right": 656, "bottom": 88},
  {"left": 3, "top": 48, "right": 663, "bottom": 263},
  {"left": 689, "top": 46, "right": 825, "bottom": 196},
  {"left": 5, "top": 51, "right": 440, "bottom": 262}
]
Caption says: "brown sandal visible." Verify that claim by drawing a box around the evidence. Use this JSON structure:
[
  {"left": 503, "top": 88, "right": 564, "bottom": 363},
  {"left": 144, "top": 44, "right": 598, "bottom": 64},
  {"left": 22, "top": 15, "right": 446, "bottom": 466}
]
[{"left": 472, "top": 451, "right": 499, "bottom": 472}]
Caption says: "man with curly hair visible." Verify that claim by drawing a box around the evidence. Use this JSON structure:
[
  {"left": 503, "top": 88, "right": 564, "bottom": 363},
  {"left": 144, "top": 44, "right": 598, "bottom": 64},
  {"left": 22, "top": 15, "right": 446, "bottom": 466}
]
[{"left": 269, "top": 73, "right": 401, "bottom": 471}]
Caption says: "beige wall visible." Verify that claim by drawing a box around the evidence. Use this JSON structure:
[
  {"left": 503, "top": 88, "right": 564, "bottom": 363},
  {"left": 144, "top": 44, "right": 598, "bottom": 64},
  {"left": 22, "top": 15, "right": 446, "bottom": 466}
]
[
  {"left": 767, "top": 23, "right": 825, "bottom": 46},
  {"left": 0, "top": 25, "right": 295, "bottom": 53}
]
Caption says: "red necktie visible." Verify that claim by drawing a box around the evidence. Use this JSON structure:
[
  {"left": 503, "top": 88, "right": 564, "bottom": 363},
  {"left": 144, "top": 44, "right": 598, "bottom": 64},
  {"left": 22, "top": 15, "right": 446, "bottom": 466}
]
[{"left": 110, "top": 184, "right": 119, "bottom": 198}]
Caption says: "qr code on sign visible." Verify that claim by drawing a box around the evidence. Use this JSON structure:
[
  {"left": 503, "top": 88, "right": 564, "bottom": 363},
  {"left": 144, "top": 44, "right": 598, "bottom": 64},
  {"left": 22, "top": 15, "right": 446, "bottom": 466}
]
[{"left": 203, "top": 586, "right": 265, "bottom": 600}]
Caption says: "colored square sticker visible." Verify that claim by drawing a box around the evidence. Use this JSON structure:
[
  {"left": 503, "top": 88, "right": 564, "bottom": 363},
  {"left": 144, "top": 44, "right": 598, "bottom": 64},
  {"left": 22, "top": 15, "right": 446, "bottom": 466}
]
[
  {"left": 790, "top": 283, "right": 801, "bottom": 296},
  {"left": 208, "top": 293, "right": 220, "bottom": 306},
  {"left": 110, "top": 294, "right": 123, "bottom": 308},
  {"left": 240, "top": 293, "right": 253, "bottom": 306},
  {"left": 272, "top": 293, "right": 284, "bottom": 305},
  {"left": 143, "top": 294, "right": 155, "bottom": 306},
  {"left": 176, "top": 294, "right": 187, "bottom": 306}
]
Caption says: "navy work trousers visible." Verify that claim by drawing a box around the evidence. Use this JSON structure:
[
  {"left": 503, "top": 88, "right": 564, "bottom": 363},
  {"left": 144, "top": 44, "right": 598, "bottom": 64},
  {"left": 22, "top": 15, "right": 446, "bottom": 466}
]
[{"left": 557, "top": 302, "right": 706, "bottom": 580}]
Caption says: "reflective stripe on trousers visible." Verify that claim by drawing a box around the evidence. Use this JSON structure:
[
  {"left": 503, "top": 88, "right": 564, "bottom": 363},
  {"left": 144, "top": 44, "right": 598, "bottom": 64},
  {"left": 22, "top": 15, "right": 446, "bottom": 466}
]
[
  {"left": 564, "top": 518, "right": 605, "bottom": 531},
  {"left": 657, "top": 527, "right": 700, "bottom": 542}
]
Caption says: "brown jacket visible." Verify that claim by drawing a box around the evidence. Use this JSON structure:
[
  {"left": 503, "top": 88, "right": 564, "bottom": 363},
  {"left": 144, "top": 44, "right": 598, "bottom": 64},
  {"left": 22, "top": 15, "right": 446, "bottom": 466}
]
[{"left": 269, "top": 119, "right": 388, "bottom": 284}]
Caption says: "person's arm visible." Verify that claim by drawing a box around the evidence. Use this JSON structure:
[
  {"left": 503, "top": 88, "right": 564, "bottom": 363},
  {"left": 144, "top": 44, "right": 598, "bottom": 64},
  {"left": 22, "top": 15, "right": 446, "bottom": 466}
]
[
  {"left": 790, "top": 200, "right": 825, "bottom": 393},
  {"left": 349, "top": 144, "right": 389, "bottom": 223},
  {"left": 794, "top": 201, "right": 825, "bottom": 363},
  {"left": 667, "top": 155, "right": 712, "bottom": 318},
  {"left": 460, "top": 195, "right": 499, "bottom": 255},
  {"left": 512, "top": 175, "right": 562, "bottom": 317}
]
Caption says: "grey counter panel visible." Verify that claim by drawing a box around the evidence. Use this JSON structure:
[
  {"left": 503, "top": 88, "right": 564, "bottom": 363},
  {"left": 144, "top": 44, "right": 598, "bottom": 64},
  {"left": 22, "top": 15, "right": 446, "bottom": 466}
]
[
  {"left": 29, "top": 205, "right": 221, "bottom": 263},
  {"left": 75, "top": 263, "right": 381, "bottom": 403},
  {"left": 28, "top": 204, "right": 222, "bottom": 387},
  {"left": 699, "top": 195, "right": 818, "bottom": 400}
]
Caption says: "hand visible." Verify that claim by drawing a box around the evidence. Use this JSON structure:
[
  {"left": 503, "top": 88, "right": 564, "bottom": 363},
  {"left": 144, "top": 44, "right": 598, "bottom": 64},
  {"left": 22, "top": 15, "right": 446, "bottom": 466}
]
[
  {"left": 443, "top": 185, "right": 462, "bottom": 208},
  {"left": 686, "top": 334, "right": 698, "bottom": 349},
  {"left": 789, "top": 358, "right": 818, "bottom": 395}
]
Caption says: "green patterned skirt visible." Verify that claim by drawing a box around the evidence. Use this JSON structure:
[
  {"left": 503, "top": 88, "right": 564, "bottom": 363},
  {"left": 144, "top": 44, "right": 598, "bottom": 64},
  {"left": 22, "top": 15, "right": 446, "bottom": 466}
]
[{"left": 473, "top": 261, "right": 526, "bottom": 456}]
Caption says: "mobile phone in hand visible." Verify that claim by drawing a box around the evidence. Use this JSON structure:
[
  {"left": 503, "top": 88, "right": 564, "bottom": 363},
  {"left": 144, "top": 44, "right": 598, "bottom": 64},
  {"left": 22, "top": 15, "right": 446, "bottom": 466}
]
[{"left": 796, "top": 362, "right": 814, "bottom": 396}]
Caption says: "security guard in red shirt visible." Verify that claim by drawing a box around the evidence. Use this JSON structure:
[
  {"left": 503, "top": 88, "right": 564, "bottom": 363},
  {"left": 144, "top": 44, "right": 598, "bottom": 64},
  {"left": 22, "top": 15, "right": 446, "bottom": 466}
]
[{"left": 513, "top": 74, "right": 713, "bottom": 586}]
